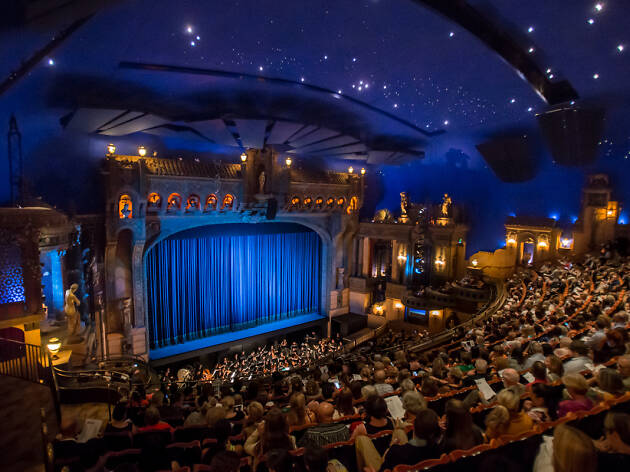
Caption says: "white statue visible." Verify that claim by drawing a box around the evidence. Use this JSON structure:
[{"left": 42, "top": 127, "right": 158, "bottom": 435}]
[
  {"left": 64, "top": 283, "right": 81, "bottom": 336},
  {"left": 258, "top": 170, "right": 266, "bottom": 194}
]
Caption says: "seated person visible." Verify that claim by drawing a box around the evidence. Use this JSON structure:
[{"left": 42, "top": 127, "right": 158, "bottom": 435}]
[
  {"left": 594, "top": 412, "right": 630, "bottom": 468},
  {"left": 333, "top": 388, "right": 358, "bottom": 419},
  {"left": 557, "top": 373, "right": 593, "bottom": 417},
  {"left": 378, "top": 409, "right": 442, "bottom": 472},
  {"left": 138, "top": 407, "right": 174, "bottom": 433},
  {"left": 373, "top": 369, "right": 393, "bottom": 396},
  {"left": 440, "top": 399, "right": 483, "bottom": 452},
  {"left": 105, "top": 402, "right": 136, "bottom": 433},
  {"left": 351, "top": 395, "right": 393, "bottom": 440},
  {"left": 485, "top": 388, "right": 533, "bottom": 439},
  {"left": 298, "top": 402, "right": 350, "bottom": 448}
]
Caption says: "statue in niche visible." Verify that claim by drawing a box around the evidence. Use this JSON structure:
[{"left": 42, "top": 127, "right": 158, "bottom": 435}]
[
  {"left": 399, "top": 192, "right": 410, "bottom": 222},
  {"left": 441, "top": 193, "right": 452, "bottom": 217},
  {"left": 64, "top": 283, "right": 81, "bottom": 336},
  {"left": 258, "top": 170, "right": 266, "bottom": 194}
]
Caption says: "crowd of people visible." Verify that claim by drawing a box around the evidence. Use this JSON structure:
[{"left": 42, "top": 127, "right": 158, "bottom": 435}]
[{"left": 56, "top": 247, "right": 630, "bottom": 472}]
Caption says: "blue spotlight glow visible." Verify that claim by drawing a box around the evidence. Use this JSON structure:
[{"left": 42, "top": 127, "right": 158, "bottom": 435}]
[
  {"left": 571, "top": 215, "right": 579, "bottom": 224},
  {"left": 549, "top": 213, "right": 559, "bottom": 220},
  {"left": 619, "top": 214, "right": 628, "bottom": 225}
]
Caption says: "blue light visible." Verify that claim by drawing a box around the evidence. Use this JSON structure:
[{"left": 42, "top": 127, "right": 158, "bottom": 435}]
[
  {"left": 619, "top": 213, "right": 628, "bottom": 225},
  {"left": 508, "top": 212, "right": 516, "bottom": 217},
  {"left": 549, "top": 213, "right": 559, "bottom": 220}
]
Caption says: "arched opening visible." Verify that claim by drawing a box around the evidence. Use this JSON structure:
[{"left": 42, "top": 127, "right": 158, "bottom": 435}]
[
  {"left": 186, "top": 194, "right": 201, "bottom": 211},
  {"left": 326, "top": 197, "right": 335, "bottom": 209},
  {"left": 113, "top": 229, "right": 133, "bottom": 333},
  {"left": 205, "top": 194, "right": 218, "bottom": 211},
  {"left": 336, "top": 196, "right": 345, "bottom": 208},
  {"left": 221, "top": 194, "right": 234, "bottom": 210},
  {"left": 303, "top": 197, "right": 313, "bottom": 209},
  {"left": 290, "top": 196, "right": 300, "bottom": 209},
  {"left": 167, "top": 193, "right": 182, "bottom": 211},
  {"left": 347, "top": 196, "right": 358, "bottom": 214},
  {"left": 147, "top": 193, "right": 161, "bottom": 211},
  {"left": 314, "top": 197, "right": 324, "bottom": 209},
  {"left": 118, "top": 194, "right": 133, "bottom": 219}
]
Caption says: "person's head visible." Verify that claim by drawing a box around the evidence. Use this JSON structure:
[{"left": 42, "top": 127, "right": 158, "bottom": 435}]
[
  {"left": 531, "top": 361, "right": 547, "bottom": 381},
  {"left": 112, "top": 402, "right": 128, "bottom": 422},
  {"left": 374, "top": 369, "right": 387, "bottom": 384},
  {"left": 206, "top": 406, "right": 227, "bottom": 427},
  {"left": 475, "top": 358, "right": 488, "bottom": 374},
  {"left": 316, "top": 402, "right": 334, "bottom": 423},
  {"left": 59, "top": 417, "right": 81, "bottom": 438},
  {"left": 448, "top": 367, "right": 464, "bottom": 383},
  {"left": 546, "top": 355, "right": 565, "bottom": 377},
  {"left": 421, "top": 376, "right": 439, "bottom": 397},
  {"left": 531, "top": 383, "right": 552, "bottom": 408},
  {"left": 501, "top": 368, "right": 520, "bottom": 388},
  {"left": 262, "top": 408, "right": 291, "bottom": 453},
  {"left": 530, "top": 342, "right": 543, "bottom": 355},
  {"left": 562, "top": 373, "right": 589, "bottom": 398},
  {"left": 361, "top": 384, "right": 377, "bottom": 400},
  {"left": 552, "top": 424, "right": 597, "bottom": 472},
  {"left": 595, "top": 314, "right": 611, "bottom": 330},
  {"left": 305, "top": 380, "right": 320, "bottom": 397},
  {"left": 289, "top": 392, "right": 306, "bottom": 413},
  {"left": 304, "top": 446, "right": 328, "bottom": 472},
  {"left": 496, "top": 388, "right": 520, "bottom": 414},
  {"left": 402, "top": 390, "right": 427, "bottom": 417},
  {"left": 144, "top": 407, "right": 161, "bottom": 426},
  {"left": 290, "top": 377, "right": 304, "bottom": 393},
  {"left": 267, "top": 448, "right": 292, "bottom": 472},
  {"left": 335, "top": 388, "right": 355, "bottom": 416},
  {"left": 444, "top": 399, "right": 473, "bottom": 433},
  {"left": 247, "top": 401, "right": 264, "bottom": 423},
  {"left": 400, "top": 378, "right": 415, "bottom": 393},
  {"left": 569, "top": 340, "right": 589, "bottom": 358},
  {"left": 150, "top": 391, "right": 164, "bottom": 407},
  {"left": 208, "top": 451, "right": 241, "bottom": 472},
  {"left": 350, "top": 380, "right": 363, "bottom": 399},
  {"left": 222, "top": 395, "right": 235, "bottom": 412},
  {"left": 485, "top": 405, "right": 510, "bottom": 435},
  {"left": 365, "top": 395, "right": 389, "bottom": 420},
  {"left": 596, "top": 368, "right": 624, "bottom": 395},
  {"left": 213, "top": 419, "right": 232, "bottom": 447},
  {"left": 413, "top": 408, "right": 440, "bottom": 445},
  {"left": 603, "top": 412, "right": 630, "bottom": 450},
  {"left": 619, "top": 355, "right": 630, "bottom": 377}
]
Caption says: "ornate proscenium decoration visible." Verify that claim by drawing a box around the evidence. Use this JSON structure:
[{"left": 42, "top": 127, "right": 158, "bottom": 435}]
[{"left": 399, "top": 192, "right": 410, "bottom": 223}]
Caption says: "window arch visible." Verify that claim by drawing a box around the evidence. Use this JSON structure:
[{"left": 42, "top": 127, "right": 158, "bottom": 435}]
[
  {"left": 222, "top": 194, "right": 235, "bottom": 210},
  {"left": 167, "top": 193, "right": 182, "bottom": 211},
  {"left": 303, "top": 197, "right": 313, "bottom": 209},
  {"left": 205, "top": 194, "right": 218, "bottom": 211},
  {"left": 147, "top": 192, "right": 161, "bottom": 210},
  {"left": 347, "top": 196, "right": 358, "bottom": 214},
  {"left": 186, "top": 194, "right": 201, "bottom": 211},
  {"left": 118, "top": 194, "right": 133, "bottom": 219},
  {"left": 326, "top": 197, "right": 335, "bottom": 209},
  {"left": 314, "top": 197, "right": 324, "bottom": 209},
  {"left": 336, "top": 196, "right": 345, "bottom": 208},
  {"left": 290, "top": 196, "right": 301, "bottom": 208}
]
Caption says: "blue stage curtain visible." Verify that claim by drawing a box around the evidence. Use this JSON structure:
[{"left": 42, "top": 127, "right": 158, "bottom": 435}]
[{"left": 146, "top": 226, "right": 321, "bottom": 347}]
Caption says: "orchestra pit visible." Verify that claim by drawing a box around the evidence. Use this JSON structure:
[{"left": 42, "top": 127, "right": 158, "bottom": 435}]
[{"left": 3, "top": 1, "right": 630, "bottom": 471}]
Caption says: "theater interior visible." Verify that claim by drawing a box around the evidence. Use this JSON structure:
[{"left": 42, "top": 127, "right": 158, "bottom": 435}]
[{"left": 1, "top": 1, "right": 630, "bottom": 471}]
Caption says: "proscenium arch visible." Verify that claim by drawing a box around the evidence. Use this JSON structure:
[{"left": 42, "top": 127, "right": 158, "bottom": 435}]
[{"left": 140, "top": 217, "right": 334, "bottom": 336}]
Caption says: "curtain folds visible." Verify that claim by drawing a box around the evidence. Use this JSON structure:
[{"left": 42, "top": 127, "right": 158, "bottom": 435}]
[{"left": 146, "top": 228, "right": 321, "bottom": 348}]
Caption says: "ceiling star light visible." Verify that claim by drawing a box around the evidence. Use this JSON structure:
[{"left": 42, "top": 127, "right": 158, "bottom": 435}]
[
  {"left": 549, "top": 73, "right": 554, "bottom": 79},
  {"left": 47, "top": 58, "right": 55, "bottom": 66},
  {"left": 588, "top": 18, "right": 595, "bottom": 24},
  {"left": 258, "top": 66, "right": 263, "bottom": 71},
  {"left": 449, "top": 31, "right": 454, "bottom": 37},
  {"left": 527, "top": 107, "right": 533, "bottom": 112},
  {"left": 190, "top": 41, "right": 196, "bottom": 46},
  {"left": 300, "top": 77, "right": 305, "bottom": 82},
  {"left": 593, "top": 73, "right": 600, "bottom": 79},
  {"left": 527, "top": 26, "right": 534, "bottom": 33},
  {"left": 186, "top": 25, "right": 193, "bottom": 33},
  {"left": 393, "top": 103, "right": 398, "bottom": 108},
  {"left": 510, "top": 98, "right": 516, "bottom": 103},
  {"left": 618, "top": 44, "right": 625, "bottom": 52},
  {"left": 595, "top": 3, "right": 603, "bottom": 12},
  {"left": 443, "top": 120, "right": 449, "bottom": 125},
  {"left": 528, "top": 47, "right": 535, "bottom": 53}
]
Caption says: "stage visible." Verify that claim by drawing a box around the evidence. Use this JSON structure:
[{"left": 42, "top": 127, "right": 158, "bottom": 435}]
[{"left": 149, "top": 312, "right": 326, "bottom": 365}]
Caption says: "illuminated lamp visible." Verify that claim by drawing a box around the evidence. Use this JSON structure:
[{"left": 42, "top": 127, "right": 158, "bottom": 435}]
[
  {"left": 285, "top": 156, "right": 292, "bottom": 167},
  {"left": 507, "top": 237, "right": 517, "bottom": 245},
  {"left": 430, "top": 310, "right": 441, "bottom": 316},
  {"left": 394, "top": 302, "right": 403, "bottom": 309},
  {"left": 471, "top": 259, "right": 478, "bottom": 267},
  {"left": 607, "top": 209, "right": 614, "bottom": 217},
  {"left": 47, "top": 337, "right": 61, "bottom": 360},
  {"left": 435, "top": 258, "right": 445, "bottom": 267},
  {"left": 397, "top": 254, "right": 407, "bottom": 262},
  {"left": 138, "top": 146, "right": 147, "bottom": 157},
  {"left": 538, "top": 240, "right": 548, "bottom": 248},
  {"left": 348, "top": 166, "right": 354, "bottom": 174},
  {"left": 360, "top": 167, "right": 366, "bottom": 175},
  {"left": 107, "top": 143, "right": 116, "bottom": 155},
  {"left": 560, "top": 238, "right": 573, "bottom": 249},
  {"left": 240, "top": 152, "right": 247, "bottom": 162}
]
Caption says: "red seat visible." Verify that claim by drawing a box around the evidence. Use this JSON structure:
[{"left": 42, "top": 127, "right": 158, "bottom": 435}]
[{"left": 392, "top": 453, "right": 450, "bottom": 471}]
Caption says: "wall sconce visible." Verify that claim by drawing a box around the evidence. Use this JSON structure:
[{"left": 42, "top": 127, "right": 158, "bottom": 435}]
[
  {"left": 360, "top": 168, "right": 366, "bottom": 175},
  {"left": 138, "top": 146, "right": 147, "bottom": 157},
  {"left": 435, "top": 258, "right": 445, "bottom": 267},
  {"left": 397, "top": 254, "right": 407, "bottom": 263},
  {"left": 507, "top": 237, "right": 516, "bottom": 245},
  {"left": 430, "top": 310, "right": 441, "bottom": 317},
  {"left": 560, "top": 238, "right": 573, "bottom": 249},
  {"left": 537, "top": 240, "right": 548, "bottom": 248},
  {"left": 285, "top": 156, "right": 292, "bottom": 167},
  {"left": 348, "top": 166, "right": 354, "bottom": 174},
  {"left": 107, "top": 143, "right": 116, "bottom": 155},
  {"left": 471, "top": 259, "right": 478, "bottom": 267},
  {"left": 607, "top": 209, "right": 614, "bottom": 217},
  {"left": 47, "top": 337, "right": 61, "bottom": 360},
  {"left": 240, "top": 152, "right": 247, "bottom": 162},
  {"left": 394, "top": 302, "right": 403, "bottom": 309}
]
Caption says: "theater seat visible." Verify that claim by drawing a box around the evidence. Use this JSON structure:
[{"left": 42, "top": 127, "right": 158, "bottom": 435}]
[
  {"left": 392, "top": 453, "right": 450, "bottom": 471},
  {"left": 167, "top": 440, "right": 202, "bottom": 467},
  {"left": 104, "top": 431, "right": 133, "bottom": 451},
  {"left": 174, "top": 425, "right": 213, "bottom": 443}
]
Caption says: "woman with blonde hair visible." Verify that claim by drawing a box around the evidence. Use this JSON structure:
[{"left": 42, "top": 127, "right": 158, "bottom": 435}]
[
  {"left": 286, "top": 392, "right": 316, "bottom": 426},
  {"left": 242, "top": 401, "right": 264, "bottom": 437},
  {"left": 533, "top": 423, "right": 597, "bottom": 472},
  {"left": 485, "top": 387, "right": 533, "bottom": 439},
  {"left": 558, "top": 373, "right": 593, "bottom": 417}
]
